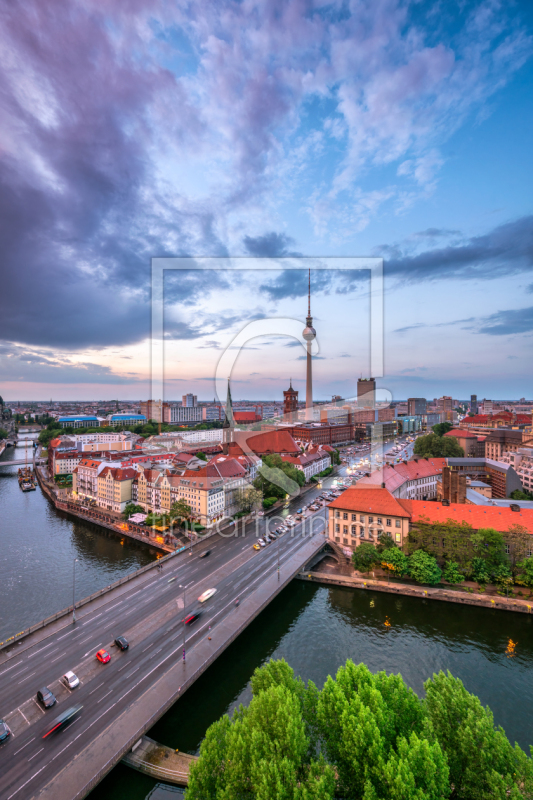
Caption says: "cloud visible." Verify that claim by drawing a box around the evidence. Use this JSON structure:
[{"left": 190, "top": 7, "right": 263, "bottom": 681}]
[
  {"left": 243, "top": 232, "right": 299, "bottom": 258},
  {"left": 0, "top": 344, "right": 141, "bottom": 384},
  {"left": 477, "top": 306, "right": 533, "bottom": 336},
  {"left": 526, "top": 284, "right": 533, "bottom": 294},
  {"left": 386, "top": 216, "right": 533, "bottom": 284}
]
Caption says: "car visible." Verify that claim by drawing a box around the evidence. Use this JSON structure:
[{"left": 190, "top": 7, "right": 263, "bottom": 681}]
[
  {"left": 114, "top": 636, "right": 129, "bottom": 651},
  {"left": 257, "top": 539, "right": 266, "bottom": 547},
  {"left": 0, "top": 720, "right": 11, "bottom": 743},
  {"left": 198, "top": 588, "right": 217, "bottom": 603},
  {"left": 96, "top": 649, "right": 111, "bottom": 664},
  {"left": 297, "top": 508, "right": 303, "bottom": 513},
  {"left": 184, "top": 610, "right": 202, "bottom": 625},
  {"left": 37, "top": 687, "right": 57, "bottom": 708},
  {"left": 62, "top": 671, "right": 80, "bottom": 689},
  {"left": 199, "top": 549, "right": 211, "bottom": 559},
  {"left": 253, "top": 543, "right": 261, "bottom": 551},
  {"left": 42, "top": 705, "right": 83, "bottom": 739}
]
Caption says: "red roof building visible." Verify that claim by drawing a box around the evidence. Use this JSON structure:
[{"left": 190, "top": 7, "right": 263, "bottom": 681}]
[{"left": 357, "top": 458, "right": 446, "bottom": 500}]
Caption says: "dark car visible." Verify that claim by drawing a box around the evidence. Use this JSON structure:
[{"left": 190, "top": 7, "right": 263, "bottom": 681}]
[
  {"left": 199, "top": 550, "right": 211, "bottom": 559},
  {"left": 184, "top": 610, "right": 202, "bottom": 625},
  {"left": 114, "top": 636, "right": 129, "bottom": 651},
  {"left": 0, "top": 720, "right": 11, "bottom": 743},
  {"left": 42, "top": 705, "right": 83, "bottom": 739},
  {"left": 37, "top": 687, "right": 57, "bottom": 709}
]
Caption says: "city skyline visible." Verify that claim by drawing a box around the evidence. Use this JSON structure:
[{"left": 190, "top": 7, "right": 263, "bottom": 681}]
[{"left": 1, "top": 0, "right": 532, "bottom": 401}]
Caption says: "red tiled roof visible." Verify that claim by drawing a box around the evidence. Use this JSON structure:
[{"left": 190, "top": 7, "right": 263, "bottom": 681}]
[
  {"left": 328, "top": 487, "right": 411, "bottom": 517},
  {"left": 461, "top": 415, "right": 490, "bottom": 424},
  {"left": 444, "top": 429, "right": 477, "bottom": 439},
  {"left": 233, "top": 411, "right": 262, "bottom": 423},
  {"left": 358, "top": 458, "right": 446, "bottom": 493},
  {"left": 233, "top": 429, "right": 300, "bottom": 456},
  {"left": 398, "top": 500, "right": 533, "bottom": 534}
]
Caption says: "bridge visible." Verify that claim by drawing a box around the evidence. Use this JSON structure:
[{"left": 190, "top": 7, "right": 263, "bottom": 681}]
[
  {"left": 0, "top": 501, "right": 329, "bottom": 800},
  {"left": 0, "top": 458, "right": 45, "bottom": 467}
]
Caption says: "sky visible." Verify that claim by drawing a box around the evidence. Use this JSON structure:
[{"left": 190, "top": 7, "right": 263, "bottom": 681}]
[{"left": 0, "top": 0, "right": 532, "bottom": 403}]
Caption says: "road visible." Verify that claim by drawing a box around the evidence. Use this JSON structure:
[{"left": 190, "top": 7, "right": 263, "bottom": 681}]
[{"left": 0, "top": 481, "right": 332, "bottom": 800}]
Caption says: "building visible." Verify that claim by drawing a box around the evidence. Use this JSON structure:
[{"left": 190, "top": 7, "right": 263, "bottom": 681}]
[
  {"left": 182, "top": 394, "right": 198, "bottom": 407},
  {"left": 233, "top": 429, "right": 301, "bottom": 456},
  {"left": 108, "top": 414, "right": 146, "bottom": 427},
  {"left": 357, "top": 457, "right": 446, "bottom": 500},
  {"left": 470, "top": 394, "right": 478, "bottom": 414},
  {"left": 97, "top": 467, "right": 136, "bottom": 513},
  {"left": 52, "top": 450, "right": 82, "bottom": 475},
  {"left": 303, "top": 268, "right": 316, "bottom": 417},
  {"left": 59, "top": 415, "right": 99, "bottom": 429},
  {"left": 73, "top": 458, "right": 105, "bottom": 501},
  {"left": 357, "top": 378, "right": 376, "bottom": 408},
  {"left": 233, "top": 411, "right": 262, "bottom": 424},
  {"left": 202, "top": 405, "right": 223, "bottom": 422},
  {"left": 484, "top": 429, "right": 525, "bottom": 460},
  {"left": 222, "top": 382, "right": 234, "bottom": 454},
  {"left": 175, "top": 429, "right": 224, "bottom": 444},
  {"left": 446, "top": 457, "right": 522, "bottom": 499},
  {"left": 444, "top": 428, "right": 486, "bottom": 458},
  {"left": 327, "top": 486, "right": 533, "bottom": 556},
  {"left": 286, "top": 422, "right": 354, "bottom": 446},
  {"left": 168, "top": 405, "right": 202, "bottom": 424},
  {"left": 500, "top": 446, "right": 533, "bottom": 495},
  {"left": 328, "top": 487, "right": 410, "bottom": 552},
  {"left": 140, "top": 400, "right": 168, "bottom": 423},
  {"left": 283, "top": 381, "right": 299, "bottom": 422},
  {"left": 407, "top": 398, "right": 427, "bottom": 415},
  {"left": 281, "top": 446, "right": 331, "bottom": 482}
]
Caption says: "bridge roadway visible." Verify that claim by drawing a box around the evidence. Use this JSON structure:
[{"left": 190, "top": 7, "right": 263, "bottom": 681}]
[
  {"left": 0, "top": 502, "right": 329, "bottom": 800},
  {"left": 0, "top": 458, "right": 45, "bottom": 467}
]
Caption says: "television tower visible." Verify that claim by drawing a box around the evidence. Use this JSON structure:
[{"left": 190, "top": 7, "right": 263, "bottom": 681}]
[{"left": 302, "top": 268, "right": 316, "bottom": 419}]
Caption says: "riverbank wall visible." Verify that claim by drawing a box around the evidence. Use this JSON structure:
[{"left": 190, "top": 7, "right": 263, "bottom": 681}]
[{"left": 298, "top": 570, "right": 533, "bottom": 615}]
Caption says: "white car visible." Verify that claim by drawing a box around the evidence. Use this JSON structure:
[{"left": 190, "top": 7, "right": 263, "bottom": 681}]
[
  {"left": 62, "top": 671, "right": 80, "bottom": 689},
  {"left": 198, "top": 588, "right": 217, "bottom": 603},
  {"left": 257, "top": 538, "right": 267, "bottom": 547}
]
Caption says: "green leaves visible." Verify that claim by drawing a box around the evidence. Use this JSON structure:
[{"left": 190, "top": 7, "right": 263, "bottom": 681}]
[
  {"left": 443, "top": 560, "right": 464, "bottom": 584},
  {"left": 352, "top": 543, "right": 380, "bottom": 572},
  {"left": 381, "top": 548, "right": 410, "bottom": 577},
  {"left": 409, "top": 550, "right": 442, "bottom": 585},
  {"left": 188, "top": 659, "right": 533, "bottom": 800},
  {"left": 413, "top": 433, "right": 464, "bottom": 458}
]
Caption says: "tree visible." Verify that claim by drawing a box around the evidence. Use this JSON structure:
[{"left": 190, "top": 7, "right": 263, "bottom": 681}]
[
  {"left": 170, "top": 499, "right": 193, "bottom": 525},
  {"left": 409, "top": 550, "right": 442, "bottom": 585},
  {"left": 510, "top": 489, "right": 533, "bottom": 501},
  {"left": 432, "top": 422, "right": 453, "bottom": 436},
  {"left": 492, "top": 563, "right": 513, "bottom": 593},
  {"left": 123, "top": 502, "right": 145, "bottom": 519},
  {"left": 443, "top": 560, "right": 464, "bottom": 584},
  {"left": 0, "top": 428, "right": 8, "bottom": 440},
  {"left": 470, "top": 557, "right": 490, "bottom": 585},
  {"left": 195, "top": 451, "right": 208, "bottom": 461},
  {"left": 236, "top": 487, "right": 263, "bottom": 514},
  {"left": 376, "top": 532, "right": 396, "bottom": 553},
  {"left": 254, "top": 454, "right": 305, "bottom": 499},
  {"left": 424, "top": 671, "right": 533, "bottom": 800},
  {"left": 414, "top": 433, "right": 464, "bottom": 458},
  {"left": 332, "top": 449, "right": 341, "bottom": 466},
  {"left": 381, "top": 547, "right": 409, "bottom": 577},
  {"left": 515, "top": 556, "right": 533, "bottom": 589},
  {"left": 187, "top": 659, "right": 335, "bottom": 800},
  {"left": 351, "top": 543, "right": 379, "bottom": 573},
  {"left": 470, "top": 528, "right": 505, "bottom": 576}
]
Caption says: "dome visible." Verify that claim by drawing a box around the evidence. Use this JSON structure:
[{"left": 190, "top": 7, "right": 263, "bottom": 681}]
[{"left": 302, "top": 325, "right": 316, "bottom": 342}]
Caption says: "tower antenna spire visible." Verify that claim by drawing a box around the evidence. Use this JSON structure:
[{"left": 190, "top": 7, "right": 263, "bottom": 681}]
[{"left": 308, "top": 268, "right": 311, "bottom": 317}]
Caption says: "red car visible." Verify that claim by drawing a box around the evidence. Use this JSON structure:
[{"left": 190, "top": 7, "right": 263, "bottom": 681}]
[
  {"left": 184, "top": 611, "right": 202, "bottom": 625},
  {"left": 96, "top": 649, "right": 111, "bottom": 664}
]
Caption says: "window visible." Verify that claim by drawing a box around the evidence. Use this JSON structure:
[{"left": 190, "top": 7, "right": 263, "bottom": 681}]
[
  {"left": 335, "top": 524, "right": 340, "bottom": 533},
  {"left": 395, "top": 520, "right": 401, "bottom": 528},
  {"left": 386, "top": 518, "right": 391, "bottom": 526},
  {"left": 343, "top": 512, "right": 348, "bottom": 520},
  {"left": 335, "top": 511, "right": 340, "bottom": 518},
  {"left": 505, "top": 544, "right": 510, "bottom": 555},
  {"left": 335, "top": 536, "right": 340, "bottom": 542},
  {"left": 351, "top": 525, "right": 356, "bottom": 535},
  {"left": 377, "top": 517, "right": 382, "bottom": 525},
  {"left": 360, "top": 529, "right": 365, "bottom": 538},
  {"left": 343, "top": 525, "right": 348, "bottom": 534},
  {"left": 351, "top": 513, "right": 356, "bottom": 521},
  {"left": 360, "top": 516, "right": 365, "bottom": 523},
  {"left": 395, "top": 533, "right": 401, "bottom": 543},
  {"left": 368, "top": 516, "right": 374, "bottom": 523},
  {"left": 343, "top": 538, "right": 348, "bottom": 545}
]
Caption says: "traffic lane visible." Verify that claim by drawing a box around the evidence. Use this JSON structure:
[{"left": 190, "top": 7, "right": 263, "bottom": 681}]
[
  {"left": 0, "top": 512, "right": 326, "bottom": 717},
  {"left": 0, "top": 531, "right": 321, "bottom": 799}
]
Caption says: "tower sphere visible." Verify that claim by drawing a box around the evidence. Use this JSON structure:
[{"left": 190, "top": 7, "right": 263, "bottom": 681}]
[{"left": 302, "top": 324, "right": 316, "bottom": 342}]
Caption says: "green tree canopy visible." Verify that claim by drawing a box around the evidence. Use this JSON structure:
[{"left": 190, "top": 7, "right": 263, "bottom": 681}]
[
  {"left": 414, "top": 433, "right": 464, "bottom": 458},
  {"left": 409, "top": 549, "right": 442, "bottom": 585},
  {"left": 381, "top": 547, "right": 410, "bottom": 577},
  {"left": 432, "top": 422, "right": 453, "bottom": 436},
  {"left": 170, "top": 499, "right": 193, "bottom": 522},
  {"left": 0, "top": 428, "right": 8, "bottom": 440},
  {"left": 443, "top": 561, "right": 464, "bottom": 585},
  {"left": 123, "top": 502, "right": 145, "bottom": 519},
  {"left": 196, "top": 451, "right": 208, "bottom": 461},
  {"left": 515, "top": 556, "right": 533, "bottom": 589},
  {"left": 376, "top": 532, "right": 397, "bottom": 553},
  {"left": 351, "top": 543, "right": 380, "bottom": 572}
]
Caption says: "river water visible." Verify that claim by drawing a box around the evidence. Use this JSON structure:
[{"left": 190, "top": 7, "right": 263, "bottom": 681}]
[
  {"left": 0, "top": 433, "right": 157, "bottom": 641},
  {"left": 2, "top": 434, "right": 532, "bottom": 800}
]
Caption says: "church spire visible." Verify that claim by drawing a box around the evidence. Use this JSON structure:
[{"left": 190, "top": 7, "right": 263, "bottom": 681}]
[{"left": 222, "top": 380, "right": 234, "bottom": 452}]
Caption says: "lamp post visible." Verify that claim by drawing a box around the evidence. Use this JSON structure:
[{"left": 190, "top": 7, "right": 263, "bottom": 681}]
[
  {"left": 179, "top": 584, "right": 186, "bottom": 662},
  {"left": 72, "top": 558, "right": 78, "bottom": 624}
]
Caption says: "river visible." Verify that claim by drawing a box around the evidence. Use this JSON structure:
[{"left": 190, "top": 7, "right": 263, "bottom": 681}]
[{"left": 0, "top": 433, "right": 158, "bottom": 642}]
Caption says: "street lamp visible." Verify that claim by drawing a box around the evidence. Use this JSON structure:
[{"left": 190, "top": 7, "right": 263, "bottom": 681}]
[
  {"left": 72, "top": 558, "right": 78, "bottom": 624},
  {"left": 179, "top": 584, "right": 186, "bottom": 662}
]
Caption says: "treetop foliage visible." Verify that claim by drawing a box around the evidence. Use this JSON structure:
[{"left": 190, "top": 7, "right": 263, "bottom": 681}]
[{"left": 188, "top": 658, "right": 533, "bottom": 800}]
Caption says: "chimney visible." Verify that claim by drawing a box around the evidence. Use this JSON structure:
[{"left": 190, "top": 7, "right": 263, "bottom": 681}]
[{"left": 381, "top": 482, "right": 385, "bottom": 488}]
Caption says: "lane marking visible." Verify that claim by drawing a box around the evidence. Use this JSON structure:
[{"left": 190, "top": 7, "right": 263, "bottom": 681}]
[
  {"left": 88, "top": 683, "right": 104, "bottom": 696},
  {"left": 32, "top": 698, "right": 45, "bottom": 714},
  {"left": 18, "top": 708, "right": 30, "bottom": 725},
  {"left": 17, "top": 672, "right": 36, "bottom": 684},
  {"left": 96, "top": 690, "right": 113, "bottom": 704},
  {"left": 28, "top": 747, "right": 44, "bottom": 762},
  {"left": 50, "top": 651, "right": 67, "bottom": 663},
  {"left": 6, "top": 764, "right": 47, "bottom": 799},
  {"left": 13, "top": 737, "right": 36, "bottom": 756},
  {"left": 83, "top": 644, "right": 102, "bottom": 658}
]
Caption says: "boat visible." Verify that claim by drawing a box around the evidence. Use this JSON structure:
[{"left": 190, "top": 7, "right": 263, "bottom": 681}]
[{"left": 18, "top": 441, "right": 37, "bottom": 492}]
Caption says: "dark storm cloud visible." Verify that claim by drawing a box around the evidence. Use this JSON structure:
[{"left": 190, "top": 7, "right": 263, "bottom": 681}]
[
  {"left": 385, "top": 216, "right": 533, "bottom": 283},
  {"left": 477, "top": 306, "right": 533, "bottom": 336}
]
